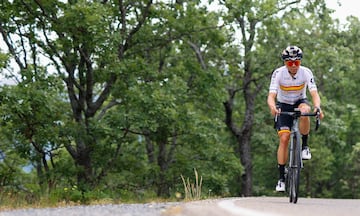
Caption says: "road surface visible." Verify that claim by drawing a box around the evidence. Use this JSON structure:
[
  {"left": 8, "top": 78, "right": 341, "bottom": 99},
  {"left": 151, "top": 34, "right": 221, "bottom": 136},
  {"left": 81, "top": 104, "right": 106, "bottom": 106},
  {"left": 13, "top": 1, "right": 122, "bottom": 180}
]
[
  {"left": 2, "top": 197, "right": 359, "bottom": 216},
  {"left": 163, "top": 197, "right": 360, "bottom": 216}
]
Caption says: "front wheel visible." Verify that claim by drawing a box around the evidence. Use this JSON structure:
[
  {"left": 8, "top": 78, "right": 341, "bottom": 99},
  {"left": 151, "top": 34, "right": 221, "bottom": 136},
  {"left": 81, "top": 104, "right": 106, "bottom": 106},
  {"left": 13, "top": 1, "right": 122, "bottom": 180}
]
[
  {"left": 288, "top": 166, "right": 300, "bottom": 203},
  {"left": 288, "top": 133, "right": 301, "bottom": 203}
]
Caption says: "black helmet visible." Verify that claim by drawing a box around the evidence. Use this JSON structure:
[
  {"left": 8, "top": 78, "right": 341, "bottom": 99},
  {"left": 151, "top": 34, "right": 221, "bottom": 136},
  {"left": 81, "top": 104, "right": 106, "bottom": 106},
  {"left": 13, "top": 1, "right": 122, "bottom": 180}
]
[{"left": 281, "top": 46, "right": 303, "bottom": 61}]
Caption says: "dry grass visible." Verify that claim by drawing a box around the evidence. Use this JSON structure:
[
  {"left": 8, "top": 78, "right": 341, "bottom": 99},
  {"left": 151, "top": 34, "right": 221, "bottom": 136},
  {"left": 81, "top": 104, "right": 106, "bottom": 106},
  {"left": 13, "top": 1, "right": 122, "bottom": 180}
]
[{"left": 180, "top": 168, "right": 202, "bottom": 201}]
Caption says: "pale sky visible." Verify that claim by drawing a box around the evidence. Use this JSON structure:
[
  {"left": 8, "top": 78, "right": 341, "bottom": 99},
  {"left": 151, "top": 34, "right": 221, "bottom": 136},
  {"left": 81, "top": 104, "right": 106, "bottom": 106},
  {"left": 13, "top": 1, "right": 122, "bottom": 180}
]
[{"left": 325, "top": 0, "right": 360, "bottom": 24}]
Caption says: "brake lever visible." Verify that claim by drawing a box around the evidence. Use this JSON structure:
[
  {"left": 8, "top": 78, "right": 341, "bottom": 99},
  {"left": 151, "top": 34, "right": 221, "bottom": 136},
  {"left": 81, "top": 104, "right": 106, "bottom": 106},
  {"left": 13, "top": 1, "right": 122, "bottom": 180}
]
[
  {"left": 274, "top": 114, "right": 278, "bottom": 129},
  {"left": 274, "top": 108, "right": 280, "bottom": 129},
  {"left": 315, "top": 108, "right": 321, "bottom": 131}
]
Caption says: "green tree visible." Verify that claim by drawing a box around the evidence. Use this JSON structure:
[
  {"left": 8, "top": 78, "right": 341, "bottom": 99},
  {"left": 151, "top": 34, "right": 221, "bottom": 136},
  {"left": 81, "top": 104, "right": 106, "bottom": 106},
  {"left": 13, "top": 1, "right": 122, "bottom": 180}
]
[
  {"left": 0, "top": 0, "right": 237, "bottom": 198},
  {"left": 0, "top": 72, "right": 67, "bottom": 192},
  {"left": 0, "top": 0, "right": 166, "bottom": 191},
  {"left": 101, "top": 1, "right": 236, "bottom": 197}
]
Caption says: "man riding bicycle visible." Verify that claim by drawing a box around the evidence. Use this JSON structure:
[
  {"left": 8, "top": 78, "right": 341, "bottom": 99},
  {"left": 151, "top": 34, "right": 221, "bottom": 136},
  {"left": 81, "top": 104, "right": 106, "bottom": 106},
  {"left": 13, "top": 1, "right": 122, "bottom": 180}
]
[{"left": 267, "top": 45, "right": 324, "bottom": 192}]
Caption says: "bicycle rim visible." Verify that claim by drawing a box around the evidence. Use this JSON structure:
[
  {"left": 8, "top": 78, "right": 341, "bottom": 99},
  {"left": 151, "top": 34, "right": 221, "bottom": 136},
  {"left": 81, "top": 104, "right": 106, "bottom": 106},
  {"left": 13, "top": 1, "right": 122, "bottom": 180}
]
[
  {"left": 289, "top": 133, "right": 301, "bottom": 203},
  {"left": 292, "top": 165, "right": 300, "bottom": 203},
  {"left": 288, "top": 168, "right": 294, "bottom": 203}
]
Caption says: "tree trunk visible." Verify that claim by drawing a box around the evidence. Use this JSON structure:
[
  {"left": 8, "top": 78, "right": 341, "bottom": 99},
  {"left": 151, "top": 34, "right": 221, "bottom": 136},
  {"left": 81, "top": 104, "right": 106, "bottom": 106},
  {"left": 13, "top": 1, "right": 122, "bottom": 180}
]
[
  {"left": 72, "top": 135, "right": 94, "bottom": 190},
  {"left": 146, "top": 131, "right": 177, "bottom": 197},
  {"left": 223, "top": 87, "right": 255, "bottom": 197},
  {"left": 238, "top": 97, "right": 254, "bottom": 197},
  {"left": 156, "top": 141, "right": 170, "bottom": 197},
  {"left": 64, "top": 131, "right": 94, "bottom": 190}
]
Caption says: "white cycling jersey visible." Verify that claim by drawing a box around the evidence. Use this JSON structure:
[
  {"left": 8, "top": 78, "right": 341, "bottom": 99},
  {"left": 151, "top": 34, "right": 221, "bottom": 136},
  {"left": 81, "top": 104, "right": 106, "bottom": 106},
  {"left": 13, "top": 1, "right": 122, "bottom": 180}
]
[{"left": 269, "top": 66, "right": 317, "bottom": 105}]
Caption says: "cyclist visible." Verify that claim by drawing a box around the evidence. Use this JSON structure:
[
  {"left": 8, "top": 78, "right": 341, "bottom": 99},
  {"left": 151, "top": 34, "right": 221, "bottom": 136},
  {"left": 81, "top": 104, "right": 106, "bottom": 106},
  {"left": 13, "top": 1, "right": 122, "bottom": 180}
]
[{"left": 267, "top": 45, "right": 324, "bottom": 192}]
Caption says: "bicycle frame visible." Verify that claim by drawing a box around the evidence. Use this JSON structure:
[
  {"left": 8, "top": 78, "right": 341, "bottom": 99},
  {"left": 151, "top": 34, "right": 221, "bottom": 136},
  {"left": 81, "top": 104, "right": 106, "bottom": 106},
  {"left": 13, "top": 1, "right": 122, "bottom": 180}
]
[{"left": 276, "top": 108, "right": 320, "bottom": 204}]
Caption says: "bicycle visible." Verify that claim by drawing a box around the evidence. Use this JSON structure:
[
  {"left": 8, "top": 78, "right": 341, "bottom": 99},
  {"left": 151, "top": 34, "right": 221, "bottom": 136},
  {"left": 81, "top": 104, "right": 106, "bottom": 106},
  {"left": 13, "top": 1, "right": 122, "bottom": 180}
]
[{"left": 275, "top": 108, "right": 320, "bottom": 203}]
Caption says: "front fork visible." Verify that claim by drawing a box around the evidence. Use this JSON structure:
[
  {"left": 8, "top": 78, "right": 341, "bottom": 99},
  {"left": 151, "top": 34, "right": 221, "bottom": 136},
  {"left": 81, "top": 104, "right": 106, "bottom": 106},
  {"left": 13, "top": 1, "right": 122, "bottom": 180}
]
[{"left": 289, "top": 130, "right": 303, "bottom": 169}]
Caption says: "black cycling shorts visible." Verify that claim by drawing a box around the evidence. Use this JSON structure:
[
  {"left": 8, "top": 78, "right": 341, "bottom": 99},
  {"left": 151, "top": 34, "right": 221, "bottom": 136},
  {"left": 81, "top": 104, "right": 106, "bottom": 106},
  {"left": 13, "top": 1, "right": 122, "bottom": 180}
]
[{"left": 275, "top": 99, "right": 310, "bottom": 134}]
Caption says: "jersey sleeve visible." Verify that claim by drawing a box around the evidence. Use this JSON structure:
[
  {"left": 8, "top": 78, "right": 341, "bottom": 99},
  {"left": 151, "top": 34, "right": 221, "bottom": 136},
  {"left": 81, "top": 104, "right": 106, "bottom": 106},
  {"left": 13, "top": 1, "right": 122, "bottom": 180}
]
[
  {"left": 305, "top": 68, "right": 317, "bottom": 91},
  {"left": 269, "top": 70, "right": 280, "bottom": 93}
]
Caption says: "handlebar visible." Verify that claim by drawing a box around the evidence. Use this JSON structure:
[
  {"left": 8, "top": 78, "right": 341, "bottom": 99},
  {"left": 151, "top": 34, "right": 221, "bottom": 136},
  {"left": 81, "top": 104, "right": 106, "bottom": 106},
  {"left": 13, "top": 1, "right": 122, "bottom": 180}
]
[{"left": 275, "top": 108, "right": 321, "bottom": 131}]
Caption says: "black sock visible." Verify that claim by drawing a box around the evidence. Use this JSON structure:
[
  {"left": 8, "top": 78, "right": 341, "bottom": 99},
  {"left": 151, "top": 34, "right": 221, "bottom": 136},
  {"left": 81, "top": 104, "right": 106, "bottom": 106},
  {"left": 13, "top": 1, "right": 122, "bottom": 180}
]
[
  {"left": 302, "top": 134, "right": 308, "bottom": 149},
  {"left": 278, "top": 164, "right": 285, "bottom": 181}
]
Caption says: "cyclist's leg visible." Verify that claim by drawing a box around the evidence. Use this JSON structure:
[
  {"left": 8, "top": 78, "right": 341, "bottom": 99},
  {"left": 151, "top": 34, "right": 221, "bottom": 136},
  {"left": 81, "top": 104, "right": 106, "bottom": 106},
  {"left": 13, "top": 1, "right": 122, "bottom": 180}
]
[
  {"left": 277, "top": 130, "right": 290, "bottom": 182},
  {"left": 295, "top": 99, "right": 311, "bottom": 135},
  {"left": 298, "top": 102, "right": 311, "bottom": 135},
  {"left": 278, "top": 131, "right": 290, "bottom": 166},
  {"left": 275, "top": 103, "right": 293, "bottom": 183},
  {"left": 296, "top": 99, "right": 312, "bottom": 159}
]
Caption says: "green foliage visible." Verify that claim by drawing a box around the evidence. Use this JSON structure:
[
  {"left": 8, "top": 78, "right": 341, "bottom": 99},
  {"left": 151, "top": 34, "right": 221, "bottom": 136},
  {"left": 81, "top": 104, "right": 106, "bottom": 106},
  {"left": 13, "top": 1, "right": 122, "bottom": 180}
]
[
  {"left": 0, "top": 51, "right": 9, "bottom": 69},
  {"left": 342, "top": 143, "right": 360, "bottom": 198}
]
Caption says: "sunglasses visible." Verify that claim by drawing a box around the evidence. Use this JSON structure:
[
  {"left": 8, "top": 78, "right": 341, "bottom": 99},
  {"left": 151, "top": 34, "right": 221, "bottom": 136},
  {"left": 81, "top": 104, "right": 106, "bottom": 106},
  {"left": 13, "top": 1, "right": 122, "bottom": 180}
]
[{"left": 285, "top": 60, "right": 301, "bottom": 67}]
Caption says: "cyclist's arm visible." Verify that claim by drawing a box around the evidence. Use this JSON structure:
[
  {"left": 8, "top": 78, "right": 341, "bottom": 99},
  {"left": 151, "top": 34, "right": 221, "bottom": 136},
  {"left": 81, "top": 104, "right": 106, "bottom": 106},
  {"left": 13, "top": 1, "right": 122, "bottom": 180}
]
[
  {"left": 268, "top": 70, "right": 281, "bottom": 116},
  {"left": 267, "top": 92, "right": 278, "bottom": 116},
  {"left": 310, "top": 90, "right": 324, "bottom": 119}
]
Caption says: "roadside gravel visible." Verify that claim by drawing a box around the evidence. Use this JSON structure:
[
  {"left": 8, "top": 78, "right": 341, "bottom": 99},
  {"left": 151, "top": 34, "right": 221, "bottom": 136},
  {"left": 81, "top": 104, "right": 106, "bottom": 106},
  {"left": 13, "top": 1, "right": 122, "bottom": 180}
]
[{"left": 0, "top": 202, "right": 179, "bottom": 216}]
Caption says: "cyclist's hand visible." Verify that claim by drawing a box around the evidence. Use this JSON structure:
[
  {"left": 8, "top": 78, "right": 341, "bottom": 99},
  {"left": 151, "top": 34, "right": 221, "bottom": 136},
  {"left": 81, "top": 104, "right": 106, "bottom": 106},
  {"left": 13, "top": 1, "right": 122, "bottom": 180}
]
[
  {"left": 270, "top": 106, "right": 280, "bottom": 116},
  {"left": 314, "top": 107, "right": 324, "bottom": 120}
]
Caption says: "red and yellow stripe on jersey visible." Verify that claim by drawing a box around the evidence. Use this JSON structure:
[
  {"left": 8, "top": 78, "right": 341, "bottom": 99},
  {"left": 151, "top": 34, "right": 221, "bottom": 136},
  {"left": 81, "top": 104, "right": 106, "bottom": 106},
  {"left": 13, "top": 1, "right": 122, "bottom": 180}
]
[{"left": 280, "top": 83, "right": 305, "bottom": 91}]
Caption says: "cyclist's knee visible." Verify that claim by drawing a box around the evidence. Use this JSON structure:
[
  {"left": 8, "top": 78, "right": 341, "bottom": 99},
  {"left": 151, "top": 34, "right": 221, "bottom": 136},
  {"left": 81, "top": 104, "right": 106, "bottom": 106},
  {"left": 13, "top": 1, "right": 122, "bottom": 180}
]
[
  {"left": 298, "top": 103, "right": 310, "bottom": 113},
  {"left": 278, "top": 130, "right": 290, "bottom": 143}
]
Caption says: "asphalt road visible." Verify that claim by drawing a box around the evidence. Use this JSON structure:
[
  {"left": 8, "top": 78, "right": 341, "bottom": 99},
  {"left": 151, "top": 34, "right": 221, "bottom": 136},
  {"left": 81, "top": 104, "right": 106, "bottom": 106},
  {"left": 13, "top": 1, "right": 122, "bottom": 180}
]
[
  {"left": 2, "top": 197, "right": 359, "bottom": 216},
  {"left": 0, "top": 202, "right": 176, "bottom": 216},
  {"left": 164, "top": 197, "right": 360, "bottom": 216}
]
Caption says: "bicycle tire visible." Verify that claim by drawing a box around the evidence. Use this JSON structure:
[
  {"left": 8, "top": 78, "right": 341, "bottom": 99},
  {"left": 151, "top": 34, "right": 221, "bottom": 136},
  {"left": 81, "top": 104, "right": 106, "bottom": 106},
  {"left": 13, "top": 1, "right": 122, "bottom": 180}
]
[
  {"left": 291, "top": 163, "right": 300, "bottom": 203},
  {"left": 288, "top": 167, "right": 294, "bottom": 203},
  {"left": 288, "top": 134, "right": 295, "bottom": 203},
  {"left": 289, "top": 133, "right": 301, "bottom": 203}
]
